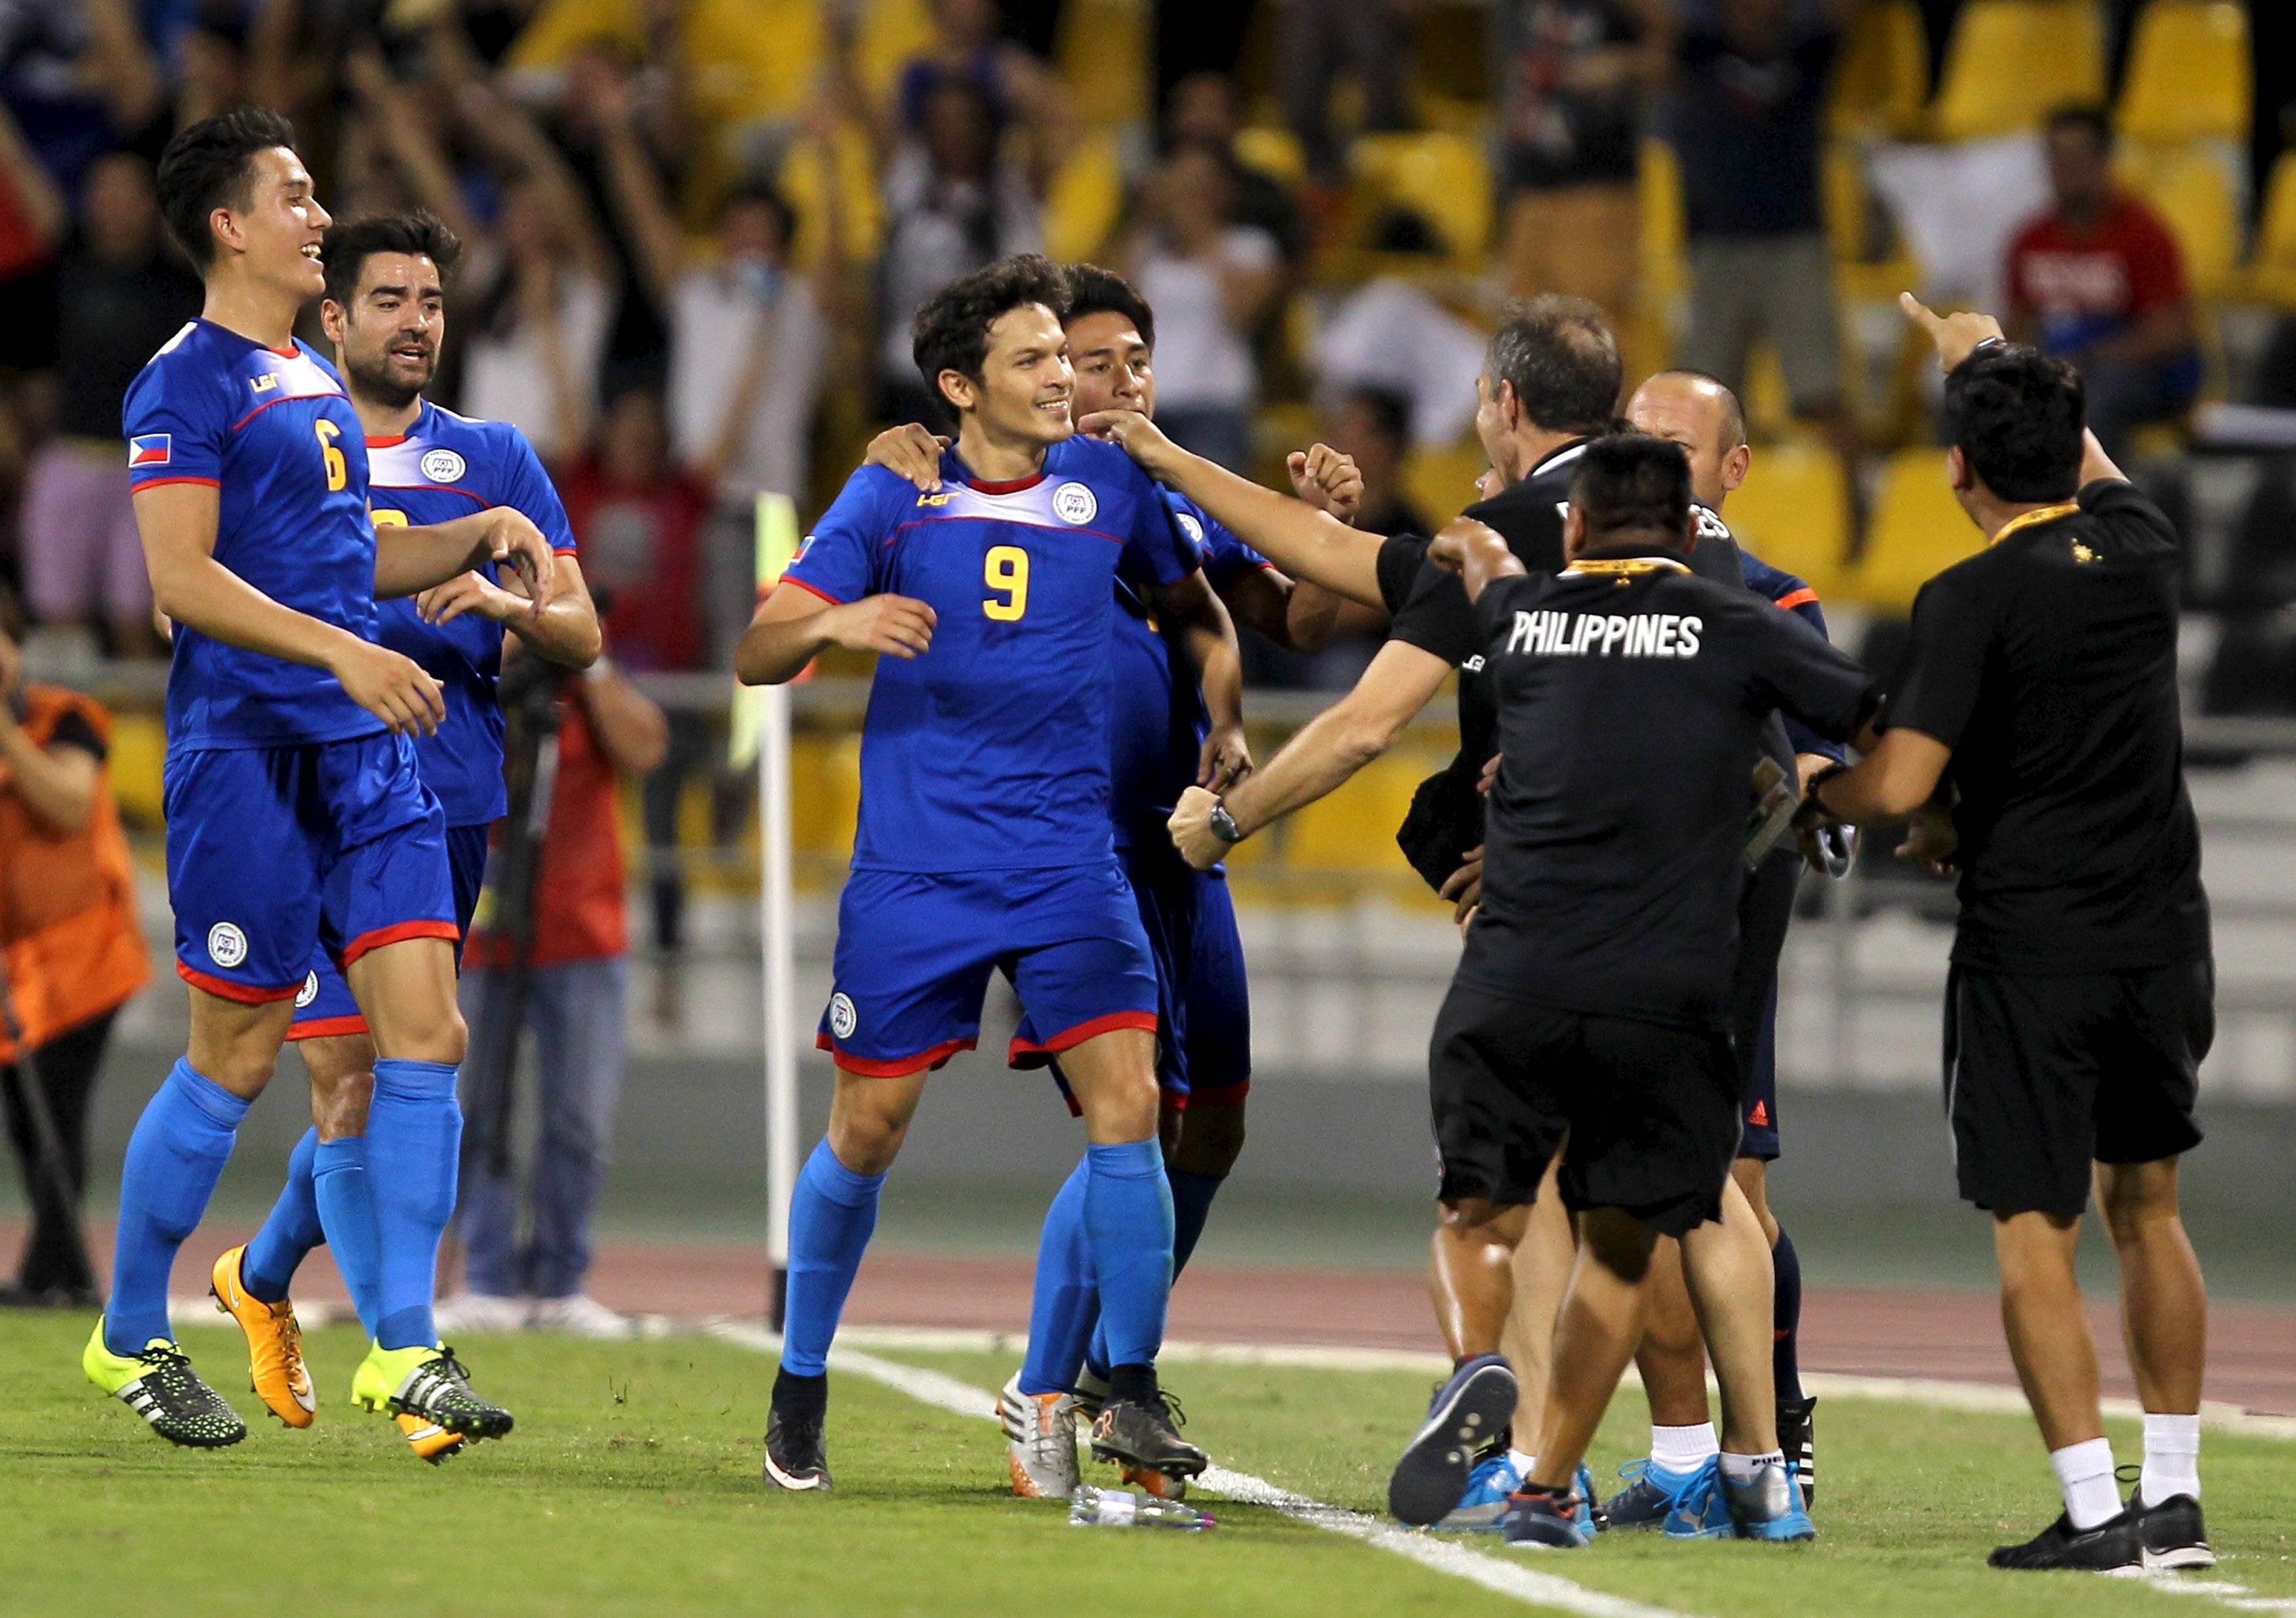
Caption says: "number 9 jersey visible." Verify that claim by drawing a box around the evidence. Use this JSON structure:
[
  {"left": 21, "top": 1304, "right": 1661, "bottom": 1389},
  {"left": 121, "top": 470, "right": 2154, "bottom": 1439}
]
[
  {"left": 123, "top": 319, "right": 383, "bottom": 749},
  {"left": 783, "top": 435, "right": 1202, "bottom": 874}
]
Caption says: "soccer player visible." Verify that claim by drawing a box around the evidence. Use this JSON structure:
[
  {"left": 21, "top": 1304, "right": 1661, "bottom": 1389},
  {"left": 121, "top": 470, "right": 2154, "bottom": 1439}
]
[
  {"left": 1600, "top": 369, "right": 1837, "bottom": 1526},
  {"left": 735, "top": 254, "right": 1244, "bottom": 1493},
  {"left": 87, "top": 109, "right": 556, "bottom": 1447},
  {"left": 210, "top": 209, "right": 599, "bottom": 1463},
  {"left": 861, "top": 262, "right": 1370, "bottom": 1499},
  {"left": 1424, "top": 435, "right": 1868, "bottom": 1548},
  {"left": 1798, "top": 297, "right": 2214, "bottom": 1574}
]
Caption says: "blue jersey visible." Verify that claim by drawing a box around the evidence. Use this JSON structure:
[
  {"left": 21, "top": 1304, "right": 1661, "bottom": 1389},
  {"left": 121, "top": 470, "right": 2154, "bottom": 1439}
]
[
  {"left": 787, "top": 435, "right": 1200, "bottom": 873},
  {"left": 1732, "top": 529, "right": 1843, "bottom": 764},
  {"left": 124, "top": 320, "right": 380, "bottom": 749},
  {"left": 1106, "top": 491, "right": 1267, "bottom": 851},
  {"left": 367, "top": 400, "right": 577, "bottom": 826}
]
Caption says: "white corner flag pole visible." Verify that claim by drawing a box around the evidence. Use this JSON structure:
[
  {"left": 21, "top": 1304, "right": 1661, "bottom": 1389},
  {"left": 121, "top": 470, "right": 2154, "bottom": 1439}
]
[{"left": 735, "top": 493, "right": 802, "bottom": 1329}]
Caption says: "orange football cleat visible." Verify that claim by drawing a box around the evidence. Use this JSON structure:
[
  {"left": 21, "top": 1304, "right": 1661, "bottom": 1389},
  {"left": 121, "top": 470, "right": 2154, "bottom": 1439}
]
[
  {"left": 209, "top": 1245, "right": 316, "bottom": 1428},
  {"left": 394, "top": 1411, "right": 467, "bottom": 1465}
]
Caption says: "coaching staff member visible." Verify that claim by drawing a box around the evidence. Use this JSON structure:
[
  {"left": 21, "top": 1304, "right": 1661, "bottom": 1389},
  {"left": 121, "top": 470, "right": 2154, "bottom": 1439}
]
[
  {"left": 1384, "top": 435, "right": 1872, "bottom": 1548},
  {"left": 1801, "top": 296, "right": 2213, "bottom": 1575}
]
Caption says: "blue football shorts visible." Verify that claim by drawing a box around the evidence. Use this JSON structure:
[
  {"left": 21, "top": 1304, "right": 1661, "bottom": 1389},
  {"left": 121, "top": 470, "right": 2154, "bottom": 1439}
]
[{"left": 287, "top": 820, "right": 494, "bottom": 1040}]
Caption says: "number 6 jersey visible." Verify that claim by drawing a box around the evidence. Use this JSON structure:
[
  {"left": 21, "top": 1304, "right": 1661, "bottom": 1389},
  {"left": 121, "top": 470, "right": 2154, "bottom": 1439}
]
[
  {"left": 124, "top": 319, "right": 382, "bottom": 750},
  {"left": 784, "top": 434, "right": 1200, "bottom": 874}
]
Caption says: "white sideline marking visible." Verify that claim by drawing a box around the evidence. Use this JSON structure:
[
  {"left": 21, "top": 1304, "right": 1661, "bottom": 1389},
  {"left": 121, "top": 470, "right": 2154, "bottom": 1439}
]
[{"left": 711, "top": 1322, "right": 1694, "bottom": 1618}]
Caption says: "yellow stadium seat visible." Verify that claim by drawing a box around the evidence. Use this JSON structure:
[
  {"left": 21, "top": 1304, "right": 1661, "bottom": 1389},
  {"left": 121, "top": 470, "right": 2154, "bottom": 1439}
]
[
  {"left": 790, "top": 733, "right": 863, "bottom": 862},
  {"left": 776, "top": 119, "right": 884, "bottom": 269},
  {"left": 1055, "top": 0, "right": 1151, "bottom": 128},
  {"left": 1848, "top": 449, "right": 1985, "bottom": 613},
  {"left": 1723, "top": 443, "right": 1851, "bottom": 603},
  {"left": 108, "top": 711, "right": 167, "bottom": 829},
  {"left": 1401, "top": 438, "right": 1492, "bottom": 528},
  {"left": 1233, "top": 126, "right": 1307, "bottom": 189},
  {"left": 1349, "top": 132, "right": 1491, "bottom": 266},
  {"left": 504, "top": 0, "right": 642, "bottom": 71},
  {"left": 854, "top": 0, "right": 937, "bottom": 105},
  {"left": 2114, "top": 144, "right": 2240, "bottom": 301},
  {"left": 2116, "top": 1, "right": 2250, "bottom": 145},
  {"left": 2242, "top": 153, "right": 2296, "bottom": 310},
  {"left": 1044, "top": 131, "right": 1124, "bottom": 262},
  {"left": 1639, "top": 138, "right": 1688, "bottom": 312},
  {"left": 1930, "top": 1, "right": 2104, "bottom": 142},
  {"left": 1828, "top": 0, "right": 1929, "bottom": 138},
  {"left": 678, "top": 0, "right": 826, "bottom": 129},
  {"left": 1285, "top": 752, "right": 1439, "bottom": 874}
]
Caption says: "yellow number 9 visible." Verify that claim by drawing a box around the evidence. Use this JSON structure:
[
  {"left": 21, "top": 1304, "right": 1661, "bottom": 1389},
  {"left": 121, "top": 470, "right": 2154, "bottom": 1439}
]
[
  {"left": 315, "top": 418, "right": 347, "bottom": 493},
  {"left": 983, "top": 544, "right": 1029, "bottom": 622},
  {"left": 371, "top": 508, "right": 407, "bottom": 529}
]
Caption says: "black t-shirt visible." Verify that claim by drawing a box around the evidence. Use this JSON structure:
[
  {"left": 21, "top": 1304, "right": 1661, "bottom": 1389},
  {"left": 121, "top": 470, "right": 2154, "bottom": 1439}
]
[
  {"left": 56, "top": 249, "right": 203, "bottom": 441},
  {"left": 1459, "top": 546, "right": 1874, "bottom": 1024},
  {"left": 1669, "top": 9, "right": 1837, "bottom": 239},
  {"left": 1881, "top": 479, "right": 2210, "bottom": 973}
]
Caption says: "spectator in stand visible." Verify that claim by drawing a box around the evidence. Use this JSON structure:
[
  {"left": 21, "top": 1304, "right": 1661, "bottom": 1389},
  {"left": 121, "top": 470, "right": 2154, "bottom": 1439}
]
[
  {"left": 874, "top": 75, "right": 1046, "bottom": 426},
  {"left": 1164, "top": 71, "right": 1307, "bottom": 270},
  {"left": 0, "top": 0, "right": 163, "bottom": 199},
  {"left": 890, "top": 0, "right": 1072, "bottom": 156},
  {"left": 0, "top": 599, "right": 148, "bottom": 1308},
  {"left": 1112, "top": 140, "right": 1283, "bottom": 470},
  {"left": 438, "top": 651, "right": 669, "bottom": 1338},
  {"left": 2006, "top": 104, "right": 2202, "bottom": 460},
  {"left": 598, "top": 73, "right": 832, "bottom": 669},
  {"left": 1326, "top": 386, "right": 1433, "bottom": 538},
  {"left": 0, "top": 95, "right": 63, "bottom": 391},
  {"left": 1277, "top": 0, "right": 1417, "bottom": 184},
  {"left": 1670, "top": 0, "right": 1863, "bottom": 507},
  {"left": 1491, "top": 0, "right": 1671, "bottom": 324},
  {"left": 557, "top": 386, "right": 713, "bottom": 983},
  {"left": 22, "top": 151, "right": 199, "bottom": 658}
]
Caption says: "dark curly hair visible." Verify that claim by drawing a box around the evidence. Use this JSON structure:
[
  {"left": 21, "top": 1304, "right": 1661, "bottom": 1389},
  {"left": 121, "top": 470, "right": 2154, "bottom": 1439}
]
[
  {"left": 1062, "top": 262, "right": 1155, "bottom": 350},
  {"left": 1944, "top": 345, "right": 2086, "bottom": 503},
  {"left": 911, "top": 253, "right": 1072, "bottom": 418},
  {"left": 155, "top": 106, "right": 300, "bottom": 270},
  {"left": 321, "top": 210, "right": 463, "bottom": 308}
]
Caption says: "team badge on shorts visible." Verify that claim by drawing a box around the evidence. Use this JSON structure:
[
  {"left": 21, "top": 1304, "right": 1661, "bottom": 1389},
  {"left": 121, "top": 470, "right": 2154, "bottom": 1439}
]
[
  {"left": 297, "top": 972, "right": 319, "bottom": 1009},
  {"left": 829, "top": 992, "right": 859, "bottom": 1041},
  {"left": 207, "top": 922, "right": 249, "bottom": 969},
  {"left": 1052, "top": 481, "right": 1098, "bottom": 526},
  {"left": 420, "top": 448, "right": 468, "bottom": 484}
]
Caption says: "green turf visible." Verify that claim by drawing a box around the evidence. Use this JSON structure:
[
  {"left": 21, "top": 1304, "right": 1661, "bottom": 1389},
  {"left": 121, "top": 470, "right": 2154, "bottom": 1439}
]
[{"left": 6, "top": 1312, "right": 2291, "bottom": 1618}]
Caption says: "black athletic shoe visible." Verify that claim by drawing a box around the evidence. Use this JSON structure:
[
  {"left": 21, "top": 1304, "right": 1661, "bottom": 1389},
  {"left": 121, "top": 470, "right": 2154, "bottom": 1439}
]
[
  {"left": 1987, "top": 1510, "right": 2142, "bottom": 1571},
  {"left": 764, "top": 1376, "right": 832, "bottom": 1492},
  {"left": 1778, "top": 1394, "right": 1818, "bottom": 1510},
  {"left": 1500, "top": 1489, "right": 1591, "bottom": 1550},
  {"left": 83, "top": 1324, "right": 248, "bottom": 1449},
  {"left": 2127, "top": 1486, "right": 2215, "bottom": 1571},
  {"left": 1090, "top": 1387, "right": 1207, "bottom": 1480},
  {"left": 1387, "top": 1354, "right": 1517, "bottom": 1528}
]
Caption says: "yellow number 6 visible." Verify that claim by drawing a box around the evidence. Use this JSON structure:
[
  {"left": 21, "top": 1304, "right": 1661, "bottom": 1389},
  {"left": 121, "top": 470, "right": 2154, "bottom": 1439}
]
[
  {"left": 315, "top": 418, "right": 347, "bottom": 492},
  {"left": 983, "top": 544, "right": 1029, "bottom": 622}
]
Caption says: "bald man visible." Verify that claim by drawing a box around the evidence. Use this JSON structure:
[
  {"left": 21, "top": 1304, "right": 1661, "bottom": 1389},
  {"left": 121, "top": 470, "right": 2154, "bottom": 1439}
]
[{"left": 1602, "top": 369, "right": 1840, "bottom": 1530}]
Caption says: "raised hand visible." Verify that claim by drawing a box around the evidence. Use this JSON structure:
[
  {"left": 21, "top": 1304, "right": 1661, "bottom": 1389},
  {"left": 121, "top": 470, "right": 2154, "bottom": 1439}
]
[
  {"left": 1900, "top": 291, "right": 2006, "bottom": 373},
  {"left": 1287, "top": 443, "right": 1365, "bottom": 524}
]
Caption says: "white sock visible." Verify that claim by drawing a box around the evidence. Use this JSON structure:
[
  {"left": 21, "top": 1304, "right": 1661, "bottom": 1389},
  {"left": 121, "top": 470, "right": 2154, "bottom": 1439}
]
[
  {"left": 1720, "top": 1449, "right": 1784, "bottom": 1487},
  {"left": 1507, "top": 1447, "right": 1536, "bottom": 1478},
  {"left": 1650, "top": 1423, "right": 1719, "bottom": 1474},
  {"left": 2141, "top": 1413, "right": 2201, "bottom": 1506},
  {"left": 2051, "top": 1437, "right": 2121, "bottom": 1529}
]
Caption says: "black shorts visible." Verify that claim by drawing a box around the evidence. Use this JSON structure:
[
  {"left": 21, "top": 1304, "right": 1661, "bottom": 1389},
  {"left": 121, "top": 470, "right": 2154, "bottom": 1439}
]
[
  {"left": 1428, "top": 982, "right": 1742, "bottom": 1237},
  {"left": 1729, "top": 845, "right": 1802, "bottom": 1162},
  {"left": 1943, "top": 960, "right": 2212, "bottom": 1217}
]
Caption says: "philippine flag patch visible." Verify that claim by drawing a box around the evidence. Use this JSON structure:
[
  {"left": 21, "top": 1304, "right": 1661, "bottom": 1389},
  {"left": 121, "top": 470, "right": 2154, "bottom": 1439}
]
[{"left": 128, "top": 434, "right": 172, "bottom": 468}]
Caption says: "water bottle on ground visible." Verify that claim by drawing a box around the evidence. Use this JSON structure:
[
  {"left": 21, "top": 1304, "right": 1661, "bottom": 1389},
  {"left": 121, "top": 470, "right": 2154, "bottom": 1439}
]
[{"left": 1069, "top": 1484, "right": 1216, "bottom": 1531}]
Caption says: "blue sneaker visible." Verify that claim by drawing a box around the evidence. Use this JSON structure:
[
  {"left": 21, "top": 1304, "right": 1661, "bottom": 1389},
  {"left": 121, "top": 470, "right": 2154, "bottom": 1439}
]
[
  {"left": 1607, "top": 1457, "right": 1710, "bottom": 1530},
  {"left": 1435, "top": 1450, "right": 1525, "bottom": 1531},
  {"left": 1725, "top": 1459, "right": 1815, "bottom": 1543},
  {"left": 1502, "top": 1488, "right": 1592, "bottom": 1550},
  {"left": 1573, "top": 1463, "right": 1603, "bottom": 1533},
  {"left": 1662, "top": 1457, "right": 1734, "bottom": 1539},
  {"left": 1387, "top": 1354, "right": 1517, "bottom": 1527}
]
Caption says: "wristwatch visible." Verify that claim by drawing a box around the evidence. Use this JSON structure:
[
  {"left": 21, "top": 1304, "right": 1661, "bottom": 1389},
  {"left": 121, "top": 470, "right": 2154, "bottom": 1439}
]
[{"left": 1207, "top": 799, "right": 1244, "bottom": 845}]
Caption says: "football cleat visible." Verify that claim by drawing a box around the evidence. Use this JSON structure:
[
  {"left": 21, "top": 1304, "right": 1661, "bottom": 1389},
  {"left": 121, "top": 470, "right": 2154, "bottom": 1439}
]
[
  {"left": 1778, "top": 1394, "right": 1818, "bottom": 1509},
  {"left": 1988, "top": 1510, "right": 2142, "bottom": 1572},
  {"left": 1606, "top": 1457, "right": 1712, "bottom": 1530},
  {"left": 764, "top": 1373, "right": 832, "bottom": 1492},
  {"left": 352, "top": 1343, "right": 514, "bottom": 1440},
  {"left": 2125, "top": 1480, "right": 2215, "bottom": 1571},
  {"left": 1723, "top": 1458, "right": 1814, "bottom": 1542},
  {"left": 1090, "top": 1386, "right": 1206, "bottom": 1482},
  {"left": 1500, "top": 1489, "right": 1592, "bottom": 1549},
  {"left": 1387, "top": 1354, "right": 1516, "bottom": 1528},
  {"left": 998, "top": 1372, "right": 1082, "bottom": 1499},
  {"left": 393, "top": 1411, "right": 467, "bottom": 1465},
  {"left": 1120, "top": 1464, "right": 1188, "bottom": 1501},
  {"left": 209, "top": 1245, "right": 316, "bottom": 1428},
  {"left": 1437, "top": 1449, "right": 1525, "bottom": 1531},
  {"left": 83, "top": 1322, "right": 247, "bottom": 1448}
]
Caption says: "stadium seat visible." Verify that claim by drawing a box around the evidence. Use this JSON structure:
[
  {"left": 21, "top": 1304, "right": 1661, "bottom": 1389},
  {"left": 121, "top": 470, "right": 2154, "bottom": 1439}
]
[
  {"left": 1285, "top": 752, "right": 1441, "bottom": 874},
  {"left": 1054, "top": 0, "right": 1151, "bottom": 129},
  {"left": 776, "top": 119, "right": 885, "bottom": 268},
  {"left": 677, "top": 0, "right": 825, "bottom": 128},
  {"left": 1929, "top": 1, "right": 2104, "bottom": 142},
  {"left": 108, "top": 712, "right": 166, "bottom": 829},
  {"left": 2114, "top": 144, "right": 2240, "bottom": 301},
  {"left": 2116, "top": 0, "right": 2250, "bottom": 146},
  {"left": 2244, "top": 153, "right": 2296, "bottom": 310},
  {"left": 503, "top": 0, "right": 643, "bottom": 71},
  {"left": 1847, "top": 449, "right": 1985, "bottom": 613},
  {"left": 1639, "top": 138, "right": 1688, "bottom": 314},
  {"left": 1401, "top": 438, "right": 1491, "bottom": 527},
  {"left": 1233, "top": 127, "right": 1308, "bottom": 189},
  {"left": 1045, "top": 131, "right": 1124, "bottom": 262},
  {"left": 790, "top": 733, "right": 863, "bottom": 862},
  {"left": 1349, "top": 132, "right": 1491, "bottom": 266},
  {"left": 854, "top": 0, "right": 937, "bottom": 105},
  {"left": 1727, "top": 443, "right": 1853, "bottom": 604},
  {"left": 1827, "top": 0, "right": 1929, "bottom": 138}
]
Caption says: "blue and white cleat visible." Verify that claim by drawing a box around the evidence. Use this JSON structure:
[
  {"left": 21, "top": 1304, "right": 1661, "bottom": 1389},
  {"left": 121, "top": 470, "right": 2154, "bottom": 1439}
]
[
  {"left": 1573, "top": 1463, "right": 1604, "bottom": 1533},
  {"left": 1436, "top": 1449, "right": 1525, "bottom": 1530},
  {"left": 1608, "top": 1456, "right": 1712, "bottom": 1530},
  {"left": 1662, "top": 1456, "right": 1734, "bottom": 1539},
  {"left": 1724, "top": 1459, "right": 1814, "bottom": 1543},
  {"left": 1387, "top": 1354, "right": 1517, "bottom": 1528},
  {"left": 1502, "top": 1488, "right": 1593, "bottom": 1550}
]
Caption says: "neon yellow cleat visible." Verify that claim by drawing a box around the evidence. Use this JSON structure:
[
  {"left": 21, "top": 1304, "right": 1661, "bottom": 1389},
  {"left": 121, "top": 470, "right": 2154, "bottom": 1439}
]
[
  {"left": 352, "top": 1341, "right": 514, "bottom": 1440},
  {"left": 83, "top": 1320, "right": 247, "bottom": 1447},
  {"left": 209, "top": 1245, "right": 316, "bottom": 1428}
]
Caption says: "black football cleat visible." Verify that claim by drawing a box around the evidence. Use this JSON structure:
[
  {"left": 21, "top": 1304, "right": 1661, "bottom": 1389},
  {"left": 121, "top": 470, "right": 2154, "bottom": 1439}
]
[
  {"left": 1987, "top": 1509, "right": 2142, "bottom": 1572},
  {"left": 2129, "top": 1487, "right": 2215, "bottom": 1571},
  {"left": 1090, "top": 1385, "right": 1207, "bottom": 1482},
  {"left": 764, "top": 1370, "right": 832, "bottom": 1492},
  {"left": 1387, "top": 1354, "right": 1517, "bottom": 1528},
  {"left": 1778, "top": 1394, "right": 1818, "bottom": 1510}
]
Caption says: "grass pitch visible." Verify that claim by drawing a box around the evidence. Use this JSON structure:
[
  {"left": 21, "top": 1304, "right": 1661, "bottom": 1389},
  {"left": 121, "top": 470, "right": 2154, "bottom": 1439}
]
[{"left": 3, "top": 1313, "right": 2289, "bottom": 1618}]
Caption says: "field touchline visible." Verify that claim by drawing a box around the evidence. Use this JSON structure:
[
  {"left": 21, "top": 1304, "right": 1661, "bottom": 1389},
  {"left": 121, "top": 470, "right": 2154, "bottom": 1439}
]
[{"left": 710, "top": 1323, "right": 1696, "bottom": 1618}]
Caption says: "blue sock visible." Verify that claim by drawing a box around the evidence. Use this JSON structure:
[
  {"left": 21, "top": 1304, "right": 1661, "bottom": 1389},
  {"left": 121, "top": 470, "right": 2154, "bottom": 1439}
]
[
  {"left": 1019, "top": 1157, "right": 1097, "bottom": 1396},
  {"left": 314, "top": 1137, "right": 382, "bottom": 1338},
  {"left": 1772, "top": 1224, "right": 1804, "bottom": 1405},
  {"left": 104, "top": 1059, "right": 248, "bottom": 1355},
  {"left": 1084, "top": 1164, "right": 1227, "bottom": 1381},
  {"left": 1082, "top": 1139, "right": 1174, "bottom": 1373},
  {"left": 780, "top": 1139, "right": 885, "bottom": 1377},
  {"left": 366, "top": 1058, "right": 462, "bottom": 1350},
  {"left": 242, "top": 1127, "right": 323, "bottom": 1303}
]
